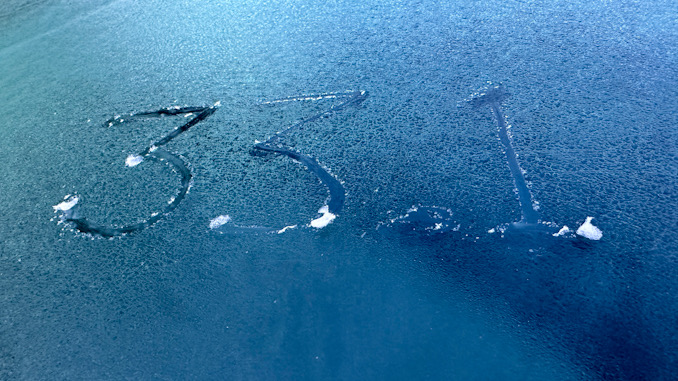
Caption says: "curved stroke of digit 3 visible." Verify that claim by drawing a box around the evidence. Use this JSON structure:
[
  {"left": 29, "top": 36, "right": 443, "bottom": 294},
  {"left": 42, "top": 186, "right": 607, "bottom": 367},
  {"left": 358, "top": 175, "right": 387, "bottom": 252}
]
[
  {"left": 54, "top": 104, "right": 218, "bottom": 238},
  {"left": 210, "top": 90, "right": 368, "bottom": 233}
]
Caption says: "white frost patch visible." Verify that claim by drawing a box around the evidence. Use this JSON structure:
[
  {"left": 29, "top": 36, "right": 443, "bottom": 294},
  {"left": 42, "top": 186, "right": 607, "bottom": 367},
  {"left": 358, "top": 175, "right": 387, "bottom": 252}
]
[
  {"left": 310, "top": 205, "right": 336, "bottom": 228},
  {"left": 125, "top": 154, "right": 144, "bottom": 167},
  {"left": 209, "top": 215, "right": 232, "bottom": 229},
  {"left": 576, "top": 217, "right": 603, "bottom": 240},
  {"left": 53, "top": 195, "right": 79, "bottom": 211},
  {"left": 553, "top": 225, "right": 571, "bottom": 237},
  {"left": 277, "top": 225, "right": 297, "bottom": 234}
]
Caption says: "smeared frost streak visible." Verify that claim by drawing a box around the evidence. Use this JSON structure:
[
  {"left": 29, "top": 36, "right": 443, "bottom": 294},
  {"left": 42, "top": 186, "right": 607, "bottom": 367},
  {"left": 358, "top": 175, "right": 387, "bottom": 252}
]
[
  {"left": 252, "top": 144, "right": 345, "bottom": 218},
  {"left": 259, "top": 90, "right": 367, "bottom": 146},
  {"left": 247, "top": 89, "right": 367, "bottom": 230},
  {"left": 469, "top": 84, "right": 600, "bottom": 238},
  {"left": 208, "top": 214, "right": 279, "bottom": 234},
  {"left": 212, "top": 90, "right": 366, "bottom": 234},
  {"left": 380, "top": 206, "right": 460, "bottom": 236},
  {"left": 258, "top": 90, "right": 360, "bottom": 105},
  {"left": 470, "top": 84, "right": 540, "bottom": 225},
  {"left": 277, "top": 225, "right": 297, "bottom": 234}
]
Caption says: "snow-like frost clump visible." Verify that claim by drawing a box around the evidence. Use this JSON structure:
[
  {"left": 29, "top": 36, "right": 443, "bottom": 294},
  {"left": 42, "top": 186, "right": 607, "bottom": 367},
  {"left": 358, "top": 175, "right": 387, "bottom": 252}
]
[
  {"left": 553, "top": 225, "right": 571, "bottom": 237},
  {"left": 53, "top": 195, "right": 79, "bottom": 211},
  {"left": 576, "top": 217, "right": 602, "bottom": 240},
  {"left": 310, "top": 205, "right": 336, "bottom": 228},
  {"left": 209, "top": 215, "right": 232, "bottom": 229},
  {"left": 125, "top": 154, "right": 144, "bottom": 167}
]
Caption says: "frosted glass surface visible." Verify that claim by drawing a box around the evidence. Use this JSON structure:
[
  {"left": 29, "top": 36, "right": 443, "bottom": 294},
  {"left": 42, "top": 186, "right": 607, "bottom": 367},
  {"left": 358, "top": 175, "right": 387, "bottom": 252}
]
[{"left": 1, "top": 0, "right": 676, "bottom": 379}]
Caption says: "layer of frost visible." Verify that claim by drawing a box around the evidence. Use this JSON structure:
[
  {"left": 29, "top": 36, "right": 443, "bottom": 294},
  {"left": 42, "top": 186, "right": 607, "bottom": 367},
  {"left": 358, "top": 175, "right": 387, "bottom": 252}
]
[
  {"left": 310, "top": 205, "right": 336, "bottom": 228},
  {"left": 553, "top": 225, "right": 571, "bottom": 237},
  {"left": 209, "top": 215, "right": 232, "bottom": 229},
  {"left": 125, "top": 154, "right": 144, "bottom": 167},
  {"left": 576, "top": 217, "right": 602, "bottom": 240},
  {"left": 53, "top": 195, "right": 79, "bottom": 211},
  {"left": 277, "top": 225, "right": 297, "bottom": 234}
]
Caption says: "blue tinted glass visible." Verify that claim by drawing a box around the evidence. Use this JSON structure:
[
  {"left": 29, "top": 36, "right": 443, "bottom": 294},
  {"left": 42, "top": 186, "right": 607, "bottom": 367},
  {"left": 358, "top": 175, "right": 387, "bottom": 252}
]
[{"left": 1, "top": 0, "right": 676, "bottom": 379}]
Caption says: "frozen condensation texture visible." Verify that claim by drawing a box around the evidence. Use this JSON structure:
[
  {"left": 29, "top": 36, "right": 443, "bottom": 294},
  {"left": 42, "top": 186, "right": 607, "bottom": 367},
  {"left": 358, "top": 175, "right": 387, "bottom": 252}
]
[
  {"left": 208, "top": 214, "right": 231, "bottom": 229},
  {"left": 576, "top": 216, "right": 603, "bottom": 240},
  {"left": 309, "top": 205, "right": 336, "bottom": 228}
]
